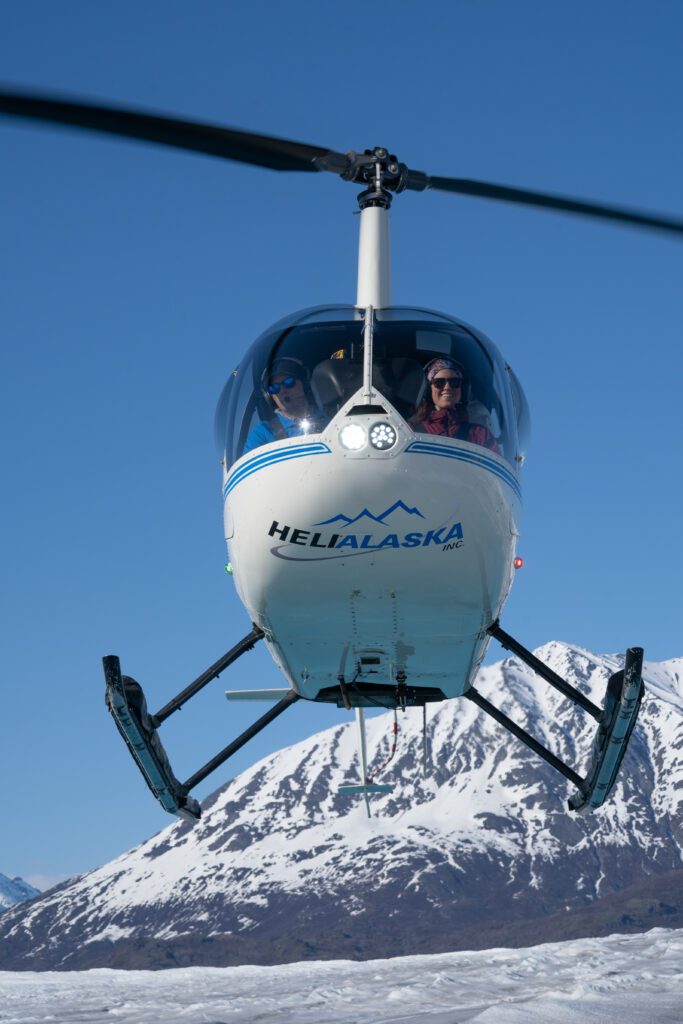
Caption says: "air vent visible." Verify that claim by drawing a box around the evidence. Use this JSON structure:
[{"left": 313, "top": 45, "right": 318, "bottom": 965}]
[{"left": 348, "top": 404, "right": 387, "bottom": 415}]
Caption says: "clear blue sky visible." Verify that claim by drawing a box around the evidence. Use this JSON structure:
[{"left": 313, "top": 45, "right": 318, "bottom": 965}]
[{"left": 1, "top": 1, "right": 682, "bottom": 886}]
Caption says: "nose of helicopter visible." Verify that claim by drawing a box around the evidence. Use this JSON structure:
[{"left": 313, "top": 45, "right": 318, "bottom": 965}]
[{"left": 223, "top": 419, "right": 519, "bottom": 705}]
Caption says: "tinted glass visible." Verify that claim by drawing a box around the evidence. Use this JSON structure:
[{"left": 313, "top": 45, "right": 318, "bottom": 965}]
[
  {"left": 215, "top": 305, "right": 527, "bottom": 469},
  {"left": 215, "top": 306, "right": 365, "bottom": 466},
  {"left": 373, "top": 309, "right": 517, "bottom": 462}
]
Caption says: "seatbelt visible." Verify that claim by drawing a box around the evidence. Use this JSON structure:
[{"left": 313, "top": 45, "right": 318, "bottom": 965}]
[{"left": 268, "top": 415, "right": 289, "bottom": 441}]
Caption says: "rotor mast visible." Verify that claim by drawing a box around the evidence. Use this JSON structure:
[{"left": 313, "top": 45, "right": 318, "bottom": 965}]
[{"left": 356, "top": 149, "right": 394, "bottom": 308}]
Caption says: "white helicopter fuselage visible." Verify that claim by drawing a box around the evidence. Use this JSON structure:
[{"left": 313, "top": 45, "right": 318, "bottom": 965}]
[{"left": 223, "top": 402, "right": 521, "bottom": 702}]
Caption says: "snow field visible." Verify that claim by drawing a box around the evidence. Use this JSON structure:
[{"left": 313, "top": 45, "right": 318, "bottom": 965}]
[{"left": 0, "top": 927, "right": 681, "bottom": 1024}]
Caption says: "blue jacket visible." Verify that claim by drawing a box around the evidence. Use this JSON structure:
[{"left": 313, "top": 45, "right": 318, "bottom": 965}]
[{"left": 243, "top": 411, "right": 315, "bottom": 454}]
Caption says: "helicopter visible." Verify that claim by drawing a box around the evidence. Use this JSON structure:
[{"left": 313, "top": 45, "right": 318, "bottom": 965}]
[{"left": 3, "top": 91, "right": 681, "bottom": 824}]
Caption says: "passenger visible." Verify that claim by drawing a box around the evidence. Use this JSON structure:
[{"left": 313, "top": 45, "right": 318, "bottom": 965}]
[
  {"left": 409, "top": 357, "right": 500, "bottom": 453},
  {"left": 243, "top": 357, "right": 322, "bottom": 454}
]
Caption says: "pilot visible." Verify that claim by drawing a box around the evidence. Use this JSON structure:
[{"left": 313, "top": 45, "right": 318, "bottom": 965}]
[
  {"left": 243, "top": 357, "right": 322, "bottom": 453},
  {"left": 409, "top": 357, "right": 500, "bottom": 453}
]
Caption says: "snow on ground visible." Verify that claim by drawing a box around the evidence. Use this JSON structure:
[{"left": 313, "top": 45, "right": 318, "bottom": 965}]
[{"left": 0, "top": 928, "right": 681, "bottom": 1024}]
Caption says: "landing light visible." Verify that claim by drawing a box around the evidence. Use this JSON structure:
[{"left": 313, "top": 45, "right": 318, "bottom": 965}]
[
  {"left": 339, "top": 423, "right": 367, "bottom": 450},
  {"left": 514, "top": 557, "right": 524, "bottom": 569},
  {"left": 369, "top": 422, "right": 397, "bottom": 450}
]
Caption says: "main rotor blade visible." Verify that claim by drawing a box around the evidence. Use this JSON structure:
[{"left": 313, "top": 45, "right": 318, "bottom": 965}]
[
  {"left": 0, "top": 89, "right": 342, "bottom": 173},
  {"left": 3, "top": 88, "right": 682, "bottom": 237},
  {"left": 424, "top": 174, "right": 683, "bottom": 237}
]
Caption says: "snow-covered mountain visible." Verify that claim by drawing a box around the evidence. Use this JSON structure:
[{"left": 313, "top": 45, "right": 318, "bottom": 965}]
[
  {"left": 0, "top": 875, "right": 40, "bottom": 912},
  {"left": 0, "top": 642, "right": 681, "bottom": 971}
]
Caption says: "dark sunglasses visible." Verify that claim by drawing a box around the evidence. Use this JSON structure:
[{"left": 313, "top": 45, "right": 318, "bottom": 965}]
[
  {"left": 267, "top": 375, "right": 299, "bottom": 395},
  {"left": 431, "top": 376, "right": 463, "bottom": 390}
]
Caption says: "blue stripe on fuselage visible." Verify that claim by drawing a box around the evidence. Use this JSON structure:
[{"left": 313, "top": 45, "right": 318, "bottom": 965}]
[
  {"left": 224, "top": 442, "right": 332, "bottom": 497},
  {"left": 404, "top": 440, "right": 522, "bottom": 499}
]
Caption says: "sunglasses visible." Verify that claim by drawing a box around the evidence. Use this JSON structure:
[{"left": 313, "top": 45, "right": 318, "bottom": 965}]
[
  {"left": 431, "top": 376, "right": 463, "bottom": 390},
  {"left": 267, "top": 375, "right": 299, "bottom": 395}
]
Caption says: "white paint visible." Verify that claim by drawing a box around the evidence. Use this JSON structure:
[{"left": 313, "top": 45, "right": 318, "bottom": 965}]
[
  {"left": 356, "top": 708, "right": 371, "bottom": 817},
  {"left": 224, "top": 413, "right": 519, "bottom": 703},
  {"left": 362, "top": 303, "right": 374, "bottom": 401},
  {"left": 356, "top": 205, "right": 391, "bottom": 308}
]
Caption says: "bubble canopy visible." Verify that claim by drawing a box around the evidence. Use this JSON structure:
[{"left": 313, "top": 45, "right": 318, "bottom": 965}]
[{"left": 215, "top": 305, "right": 529, "bottom": 469}]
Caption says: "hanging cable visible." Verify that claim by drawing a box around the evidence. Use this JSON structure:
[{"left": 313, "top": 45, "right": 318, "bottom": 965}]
[{"left": 368, "top": 709, "right": 399, "bottom": 781}]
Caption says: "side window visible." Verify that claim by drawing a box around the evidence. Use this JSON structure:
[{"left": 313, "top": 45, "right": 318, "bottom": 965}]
[
  {"left": 214, "top": 371, "right": 236, "bottom": 460},
  {"left": 230, "top": 360, "right": 262, "bottom": 464},
  {"left": 507, "top": 366, "right": 530, "bottom": 457}
]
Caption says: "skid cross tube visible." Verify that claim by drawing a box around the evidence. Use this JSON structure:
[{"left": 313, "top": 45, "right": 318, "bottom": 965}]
[
  {"left": 487, "top": 621, "right": 602, "bottom": 720},
  {"left": 182, "top": 689, "right": 300, "bottom": 792},
  {"left": 152, "top": 625, "right": 265, "bottom": 726},
  {"left": 465, "top": 686, "right": 585, "bottom": 790}
]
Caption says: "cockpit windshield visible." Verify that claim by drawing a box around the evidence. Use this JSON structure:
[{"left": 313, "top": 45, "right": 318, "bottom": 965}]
[{"left": 215, "top": 305, "right": 528, "bottom": 469}]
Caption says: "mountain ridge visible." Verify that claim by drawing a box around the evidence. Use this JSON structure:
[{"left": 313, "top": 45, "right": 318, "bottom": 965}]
[{"left": 0, "top": 875, "right": 40, "bottom": 912}]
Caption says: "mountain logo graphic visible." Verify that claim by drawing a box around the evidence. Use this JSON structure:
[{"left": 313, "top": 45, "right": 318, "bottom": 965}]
[{"left": 315, "top": 500, "right": 426, "bottom": 529}]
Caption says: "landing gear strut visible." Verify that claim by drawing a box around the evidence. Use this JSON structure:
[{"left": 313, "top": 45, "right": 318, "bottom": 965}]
[
  {"left": 104, "top": 626, "right": 300, "bottom": 821},
  {"left": 474, "top": 622, "right": 644, "bottom": 812}
]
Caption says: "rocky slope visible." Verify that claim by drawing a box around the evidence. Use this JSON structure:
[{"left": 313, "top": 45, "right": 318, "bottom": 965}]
[{"left": 0, "top": 642, "right": 681, "bottom": 970}]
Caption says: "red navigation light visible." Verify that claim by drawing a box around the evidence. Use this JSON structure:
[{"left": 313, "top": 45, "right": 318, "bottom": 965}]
[{"left": 513, "top": 557, "right": 524, "bottom": 569}]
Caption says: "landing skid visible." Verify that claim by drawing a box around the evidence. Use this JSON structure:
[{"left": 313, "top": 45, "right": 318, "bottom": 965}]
[
  {"left": 481, "top": 622, "right": 644, "bottom": 812},
  {"left": 104, "top": 626, "right": 300, "bottom": 821}
]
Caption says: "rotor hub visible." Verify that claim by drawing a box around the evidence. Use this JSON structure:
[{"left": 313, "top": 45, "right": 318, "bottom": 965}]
[{"left": 339, "top": 147, "right": 409, "bottom": 210}]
